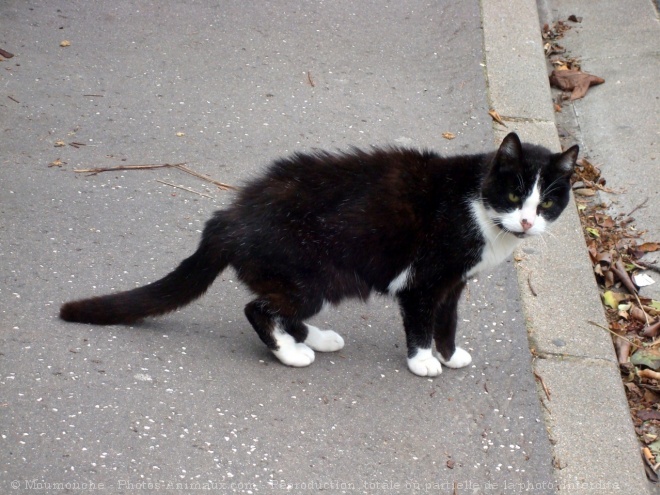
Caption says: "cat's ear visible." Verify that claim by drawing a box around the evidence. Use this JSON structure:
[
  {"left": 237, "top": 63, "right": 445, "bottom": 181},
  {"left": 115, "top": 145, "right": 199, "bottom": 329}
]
[
  {"left": 494, "top": 132, "right": 523, "bottom": 171},
  {"left": 556, "top": 145, "right": 579, "bottom": 176}
]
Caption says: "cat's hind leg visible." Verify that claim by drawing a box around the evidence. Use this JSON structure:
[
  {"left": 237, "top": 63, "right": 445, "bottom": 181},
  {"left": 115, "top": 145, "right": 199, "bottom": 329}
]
[
  {"left": 244, "top": 296, "right": 322, "bottom": 367},
  {"left": 272, "top": 323, "right": 316, "bottom": 367}
]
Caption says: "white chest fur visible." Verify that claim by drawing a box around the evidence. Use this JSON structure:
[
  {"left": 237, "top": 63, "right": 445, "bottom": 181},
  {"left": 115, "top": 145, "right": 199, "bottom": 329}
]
[{"left": 466, "top": 200, "right": 523, "bottom": 277}]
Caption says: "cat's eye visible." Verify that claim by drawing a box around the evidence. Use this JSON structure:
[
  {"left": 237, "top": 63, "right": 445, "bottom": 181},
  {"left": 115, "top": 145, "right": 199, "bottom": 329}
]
[
  {"left": 540, "top": 200, "right": 554, "bottom": 209},
  {"left": 508, "top": 192, "right": 520, "bottom": 203}
]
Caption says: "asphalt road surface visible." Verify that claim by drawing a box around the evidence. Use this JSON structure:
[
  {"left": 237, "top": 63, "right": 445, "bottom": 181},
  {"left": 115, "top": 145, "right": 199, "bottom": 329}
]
[{"left": 1, "top": 1, "right": 555, "bottom": 493}]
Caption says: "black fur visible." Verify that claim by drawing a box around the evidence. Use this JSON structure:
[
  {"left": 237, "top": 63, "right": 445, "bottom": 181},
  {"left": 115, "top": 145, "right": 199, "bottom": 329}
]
[{"left": 60, "top": 133, "right": 578, "bottom": 368}]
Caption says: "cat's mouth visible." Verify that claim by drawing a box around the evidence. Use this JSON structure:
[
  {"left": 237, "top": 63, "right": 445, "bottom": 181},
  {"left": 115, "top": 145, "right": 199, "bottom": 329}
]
[{"left": 493, "top": 220, "right": 528, "bottom": 238}]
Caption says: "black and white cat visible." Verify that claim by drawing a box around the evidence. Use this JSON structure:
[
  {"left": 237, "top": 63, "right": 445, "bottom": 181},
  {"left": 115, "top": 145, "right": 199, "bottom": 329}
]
[{"left": 60, "top": 133, "right": 578, "bottom": 377}]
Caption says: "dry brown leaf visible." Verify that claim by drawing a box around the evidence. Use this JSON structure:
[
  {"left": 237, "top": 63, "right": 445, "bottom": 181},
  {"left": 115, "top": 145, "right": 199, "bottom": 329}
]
[
  {"left": 549, "top": 69, "right": 605, "bottom": 100},
  {"left": 576, "top": 158, "right": 601, "bottom": 182},
  {"left": 615, "top": 336, "right": 631, "bottom": 364},
  {"left": 574, "top": 188, "right": 596, "bottom": 197},
  {"left": 639, "top": 242, "right": 660, "bottom": 253},
  {"left": 644, "top": 389, "right": 660, "bottom": 404},
  {"left": 638, "top": 410, "right": 660, "bottom": 421},
  {"left": 595, "top": 214, "right": 615, "bottom": 229},
  {"left": 488, "top": 109, "right": 507, "bottom": 127},
  {"left": 49, "top": 158, "right": 66, "bottom": 167},
  {"left": 643, "top": 320, "right": 660, "bottom": 338}
]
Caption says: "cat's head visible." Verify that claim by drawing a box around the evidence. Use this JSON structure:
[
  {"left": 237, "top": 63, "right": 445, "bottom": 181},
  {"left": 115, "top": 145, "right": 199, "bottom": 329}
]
[{"left": 480, "top": 132, "right": 579, "bottom": 238}]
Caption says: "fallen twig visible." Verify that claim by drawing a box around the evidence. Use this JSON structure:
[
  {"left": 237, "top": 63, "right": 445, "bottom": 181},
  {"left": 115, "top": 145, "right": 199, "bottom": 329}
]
[
  {"left": 534, "top": 371, "right": 551, "bottom": 401},
  {"left": 626, "top": 197, "right": 649, "bottom": 217},
  {"left": 74, "top": 163, "right": 185, "bottom": 174},
  {"left": 155, "top": 179, "right": 213, "bottom": 198},
  {"left": 307, "top": 71, "right": 315, "bottom": 87},
  {"left": 634, "top": 260, "right": 660, "bottom": 275},
  {"left": 7, "top": 96, "right": 19, "bottom": 104},
  {"left": 588, "top": 320, "right": 641, "bottom": 349},
  {"left": 74, "top": 162, "right": 237, "bottom": 191},
  {"left": 175, "top": 164, "right": 237, "bottom": 191},
  {"left": 634, "top": 294, "right": 651, "bottom": 326}
]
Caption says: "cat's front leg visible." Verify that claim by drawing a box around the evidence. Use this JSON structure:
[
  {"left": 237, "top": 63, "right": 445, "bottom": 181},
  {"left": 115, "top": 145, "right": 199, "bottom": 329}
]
[
  {"left": 398, "top": 292, "right": 443, "bottom": 377},
  {"left": 433, "top": 282, "right": 472, "bottom": 369},
  {"left": 304, "top": 324, "right": 345, "bottom": 352}
]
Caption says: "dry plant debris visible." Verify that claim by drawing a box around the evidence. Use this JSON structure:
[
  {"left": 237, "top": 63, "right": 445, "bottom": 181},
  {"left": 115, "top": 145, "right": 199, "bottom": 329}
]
[
  {"left": 546, "top": 17, "right": 660, "bottom": 479},
  {"left": 48, "top": 158, "right": 66, "bottom": 168},
  {"left": 572, "top": 159, "right": 660, "bottom": 480},
  {"left": 488, "top": 109, "right": 507, "bottom": 127},
  {"left": 543, "top": 18, "right": 605, "bottom": 105},
  {"left": 550, "top": 69, "right": 605, "bottom": 101},
  {"left": 73, "top": 162, "right": 237, "bottom": 191}
]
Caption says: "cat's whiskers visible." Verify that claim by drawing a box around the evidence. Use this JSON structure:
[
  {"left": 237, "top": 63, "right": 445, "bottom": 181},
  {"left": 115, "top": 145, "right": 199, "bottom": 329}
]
[
  {"left": 516, "top": 173, "right": 525, "bottom": 193},
  {"left": 541, "top": 226, "right": 558, "bottom": 242},
  {"left": 537, "top": 231, "right": 550, "bottom": 250},
  {"left": 493, "top": 225, "right": 509, "bottom": 243},
  {"left": 542, "top": 176, "right": 566, "bottom": 198}
]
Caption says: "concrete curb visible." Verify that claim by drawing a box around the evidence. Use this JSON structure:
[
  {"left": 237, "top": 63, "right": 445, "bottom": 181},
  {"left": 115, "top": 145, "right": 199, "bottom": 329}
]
[{"left": 481, "top": 0, "right": 651, "bottom": 492}]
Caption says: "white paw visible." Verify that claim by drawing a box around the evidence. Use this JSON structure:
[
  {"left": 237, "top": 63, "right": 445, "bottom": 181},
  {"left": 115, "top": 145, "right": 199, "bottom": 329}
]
[
  {"left": 304, "top": 325, "right": 345, "bottom": 352},
  {"left": 272, "top": 332, "right": 315, "bottom": 367},
  {"left": 438, "top": 347, "right": 472, "bottom": 369},
  {"left": 407, "top": 348, "right": 443, "bottom": 377}
]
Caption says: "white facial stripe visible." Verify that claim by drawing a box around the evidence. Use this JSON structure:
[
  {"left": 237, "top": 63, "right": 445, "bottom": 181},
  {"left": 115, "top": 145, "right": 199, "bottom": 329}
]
[
  {"left": 520, "top": 176, "right": 541, "bottom": 225},
  {"left": 499, "top": 174, "right": 542, "bottom": 234}
]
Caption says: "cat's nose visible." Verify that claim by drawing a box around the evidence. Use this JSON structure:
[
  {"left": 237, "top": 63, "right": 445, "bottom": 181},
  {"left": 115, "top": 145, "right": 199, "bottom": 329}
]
[{"left": 521, "top": 218, "right": 533, "bottom": 231}]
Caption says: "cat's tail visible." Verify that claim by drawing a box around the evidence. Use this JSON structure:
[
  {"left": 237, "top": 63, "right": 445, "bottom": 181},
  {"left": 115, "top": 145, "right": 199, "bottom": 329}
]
[{"left": 59, "top": 216, "right": 231, "bottom": 325}]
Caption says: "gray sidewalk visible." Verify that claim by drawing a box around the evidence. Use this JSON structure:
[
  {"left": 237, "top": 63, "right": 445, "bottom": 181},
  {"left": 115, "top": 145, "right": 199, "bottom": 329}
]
[
  {"left": 0, "top": 0, "right": 656, "bottom": 493},
  {"left": 493, "top": 0, "right": 657, "bottom": 492},
  {"left": 486, "top": 0, "right": 658, "bottom": 492}
]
